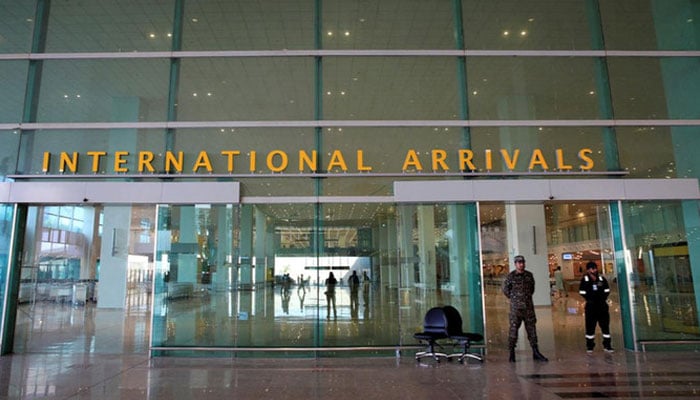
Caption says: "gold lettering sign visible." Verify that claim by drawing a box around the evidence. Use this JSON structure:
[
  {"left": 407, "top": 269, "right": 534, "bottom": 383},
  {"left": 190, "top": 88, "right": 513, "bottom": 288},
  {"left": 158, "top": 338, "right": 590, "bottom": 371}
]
[{"left": 40, "top": 148, "right": 595, "bottom": 174}]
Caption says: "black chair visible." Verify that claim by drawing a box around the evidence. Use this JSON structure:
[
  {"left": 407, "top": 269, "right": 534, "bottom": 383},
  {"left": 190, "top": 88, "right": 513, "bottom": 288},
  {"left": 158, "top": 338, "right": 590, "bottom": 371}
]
[
  {"left": 413, "top": 307, "right": 449, "bottom": 362},
  {"left": 442, "top": 305, "right": 484, "bottom": 363}
]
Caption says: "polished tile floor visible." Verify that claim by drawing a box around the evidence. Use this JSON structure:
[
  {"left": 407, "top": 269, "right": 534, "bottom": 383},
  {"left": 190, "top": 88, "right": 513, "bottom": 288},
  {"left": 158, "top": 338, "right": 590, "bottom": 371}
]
[
  {"left": 2, "top": 344, "right": 700, "bottom": 399},
  {"left": 3, "top": 288, "right": 700, "bottom": 399}
]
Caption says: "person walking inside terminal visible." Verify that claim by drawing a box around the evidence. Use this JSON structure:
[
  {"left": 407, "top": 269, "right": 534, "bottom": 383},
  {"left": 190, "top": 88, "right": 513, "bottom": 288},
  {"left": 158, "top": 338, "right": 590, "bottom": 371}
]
[
  {"left": 579, "top": 261, "right": 614, "bottom": 353},
  {"left": 502, "top": 255, "right": 549, "bottom": 363}
]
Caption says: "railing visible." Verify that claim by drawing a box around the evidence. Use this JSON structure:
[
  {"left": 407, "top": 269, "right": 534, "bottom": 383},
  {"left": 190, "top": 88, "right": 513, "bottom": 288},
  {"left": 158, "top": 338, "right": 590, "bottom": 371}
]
[{"left": 638, "top": 340, "right": 700, "bottom": 352}]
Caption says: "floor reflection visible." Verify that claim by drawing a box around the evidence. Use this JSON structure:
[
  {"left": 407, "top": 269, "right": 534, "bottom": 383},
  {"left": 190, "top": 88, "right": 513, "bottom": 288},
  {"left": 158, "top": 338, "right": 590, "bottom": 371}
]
[{"left": 13, "top": 279, "right": 630, "bottom": 358}]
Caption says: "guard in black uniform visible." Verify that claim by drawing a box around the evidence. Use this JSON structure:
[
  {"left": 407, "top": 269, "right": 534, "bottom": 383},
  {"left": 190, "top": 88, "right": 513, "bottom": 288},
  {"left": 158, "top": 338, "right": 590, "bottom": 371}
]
[
  {"left": 578, "top": 261, "right": 613, "bottom": 353},
  {"left": 502, "top": 255, "right": 548, "bottom": 362}
]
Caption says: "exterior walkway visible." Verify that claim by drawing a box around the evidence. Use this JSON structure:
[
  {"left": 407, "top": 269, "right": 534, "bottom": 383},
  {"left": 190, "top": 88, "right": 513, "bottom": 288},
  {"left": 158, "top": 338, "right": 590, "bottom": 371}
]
[{"left": 1, "top": 349, "right": 700, "bottom": 399}]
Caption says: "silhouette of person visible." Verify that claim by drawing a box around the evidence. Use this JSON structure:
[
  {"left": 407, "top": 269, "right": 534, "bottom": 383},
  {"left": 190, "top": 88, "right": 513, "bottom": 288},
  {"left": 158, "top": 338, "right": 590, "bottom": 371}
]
[
  {"left": 325, "top": 272, "right": 338, "bottom": 319},
  {"left": 349, "top": 270, "right": 360, "bottom": 316}
]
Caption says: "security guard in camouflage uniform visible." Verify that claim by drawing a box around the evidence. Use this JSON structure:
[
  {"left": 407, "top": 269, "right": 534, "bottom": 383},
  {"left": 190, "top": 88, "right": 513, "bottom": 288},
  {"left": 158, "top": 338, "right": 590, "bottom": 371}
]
[
  {"left": 579, "top": 261, "right": 614, "bottom": 353},
  {"left": 502, "top": 255, "right": 548, "bottom": 362}
]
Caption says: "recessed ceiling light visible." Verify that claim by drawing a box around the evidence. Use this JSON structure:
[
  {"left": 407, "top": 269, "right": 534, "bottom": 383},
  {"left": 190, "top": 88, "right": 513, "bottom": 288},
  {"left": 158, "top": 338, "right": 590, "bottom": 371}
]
[{"left": 503, "top": 30, "right": 510, "bottom": 36}]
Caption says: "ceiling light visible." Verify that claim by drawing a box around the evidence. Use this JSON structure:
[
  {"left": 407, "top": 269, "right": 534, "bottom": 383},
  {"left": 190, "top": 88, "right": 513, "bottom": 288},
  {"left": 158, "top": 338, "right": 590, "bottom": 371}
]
[
  {"left": 149, "top": 33, "right": 155, "bottom": 38},
  {"left": 472, "top": 90, "right": 478, "bottom": 95},
  {"left": 167, "top": 33, "right": 172, "bottom": 37},
  {"left": 193, "top": 93, "right": 198, "bottom": 97},
  {"left": 192, "top": 18, "right": 198, "bottom": 22},
  {"left": 344, "top": 31, "right": 350, "bottom": 36},
  {"left": 528, "top": 18, "right": 535, "bottom": 22},
  {"left": 502, "top": 30, "right": 510, "bottom": 36},
  {"left": 327, "top": 31, "right": 333, "bottom": 36},
  {"left": 520, "top": 30, "right": 527, "bottom": 36},
  {"left": 589, "top": 91, "right": 595, "bottom": 95}
]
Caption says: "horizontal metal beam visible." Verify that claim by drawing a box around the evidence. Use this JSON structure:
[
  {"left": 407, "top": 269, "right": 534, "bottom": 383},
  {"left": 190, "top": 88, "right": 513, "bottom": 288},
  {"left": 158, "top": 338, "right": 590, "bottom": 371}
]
[
  {"left": 394, "top": 179, "right": 700, "bottom": 202},
  {"left": 0, "top": 182, "right": 240, "bottom": 204}
]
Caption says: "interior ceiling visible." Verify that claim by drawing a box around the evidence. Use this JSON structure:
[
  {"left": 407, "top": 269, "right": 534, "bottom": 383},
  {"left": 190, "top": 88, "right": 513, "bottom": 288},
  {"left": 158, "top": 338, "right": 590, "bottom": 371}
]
[{"left": 0, "top": 1, "right": 678, "bottom": 225}]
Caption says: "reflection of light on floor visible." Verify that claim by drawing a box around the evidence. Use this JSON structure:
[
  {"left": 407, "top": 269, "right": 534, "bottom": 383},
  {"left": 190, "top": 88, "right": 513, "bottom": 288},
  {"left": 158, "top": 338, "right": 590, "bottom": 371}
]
[{"left": 643, "top": 295, "right": 652, "bottom": 326}]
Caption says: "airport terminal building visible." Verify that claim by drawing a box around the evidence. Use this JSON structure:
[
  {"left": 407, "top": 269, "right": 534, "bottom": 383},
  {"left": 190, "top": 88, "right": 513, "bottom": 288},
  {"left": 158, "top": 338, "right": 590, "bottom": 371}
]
[{"left": 1, "top": 0, "right": 699, "bottom": 357}]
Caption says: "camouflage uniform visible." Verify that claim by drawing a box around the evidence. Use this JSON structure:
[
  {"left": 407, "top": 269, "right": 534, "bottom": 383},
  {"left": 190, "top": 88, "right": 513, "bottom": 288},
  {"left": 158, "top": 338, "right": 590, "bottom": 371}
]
[{"left": 502, "top": 269, "right": 539, "bottom": 349}]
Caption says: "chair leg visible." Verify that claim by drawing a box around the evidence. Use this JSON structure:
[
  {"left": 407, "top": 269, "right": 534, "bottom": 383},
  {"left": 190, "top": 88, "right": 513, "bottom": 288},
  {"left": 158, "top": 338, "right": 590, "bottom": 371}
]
[
  {"left": 415, "top": 341, "right": 447, "bottom": 362},
  {"left": 448, "top": 340, "right": 484, "bottom": 363}
]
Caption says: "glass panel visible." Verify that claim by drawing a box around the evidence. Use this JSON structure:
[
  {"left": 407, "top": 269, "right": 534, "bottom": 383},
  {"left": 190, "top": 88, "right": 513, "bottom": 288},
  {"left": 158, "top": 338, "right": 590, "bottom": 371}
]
[
  {"left": 609, "top": 58, "right": 700, "bottom": 120},
  {"left": 13, "top": 205, "right": 154, "bottom": 354},
  {"left": 153, "top": 202, "right": 400, "bottom": 350},
  {"left": 17, "top": 129, "right": 167, "bottom": 175},
  {"left": 600, "top": 0, "right": 700, "bottom": 50},
  {"left": 397, "top": 203, "right": 483, "bottom": 348},
  {"left": 0, "top": 61, "right": 28, "bottom": 123},
  {"left": 45, "top": 0, "right": 175, "bottom": 52},
  {"left": 323, "top": 57, "right": 460, "bottom": 120},
  {"left": 182, "top": 0, "right": 314, "bottom": 50},
  {"left": 617, "top": 125, "right": 700, "bottom": 180},
  {"left": 35, "top": 59, "right": 170, "bottom": 123},
  {"left": 0, "top": 130, "right": 21, "bottom": 181},
  {"left": 323, "top": 0, "right": 454, "bottom": 49},
  {"left": 153, "top": 204, "right": 240, "bottom": 348},
  {"left": 0, "top": 204, "right": 11, "bottom": 333},
  {"left": 176, "top": 58, "right": 314, "bottom": 121},
  {"left": 622, "top": 200, "right": 700, "bottom": 342},
  {"left": 463, "top": 0, "right": 594, "bottom": 50},
  {"left": 467, "top": 57, "right": 600, "bottom": 120},
  {"left": 617, "top": 126, "right": 675, "bottom": 179},
  {"left": 0, "top": 0, "right": 35, "bottom": 53}
]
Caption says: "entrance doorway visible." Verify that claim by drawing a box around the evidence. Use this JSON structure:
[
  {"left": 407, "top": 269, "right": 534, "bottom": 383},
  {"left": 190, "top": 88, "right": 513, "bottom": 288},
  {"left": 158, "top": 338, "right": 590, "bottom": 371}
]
[
  {"left": 6, "top": 200, "right": 627, "bottom": 356},
  {"left": 481, "top": 201, "right": 624, "bottom": 356},
  {"left": 12, "top": 205, "right": 155, "bottom": 354}
]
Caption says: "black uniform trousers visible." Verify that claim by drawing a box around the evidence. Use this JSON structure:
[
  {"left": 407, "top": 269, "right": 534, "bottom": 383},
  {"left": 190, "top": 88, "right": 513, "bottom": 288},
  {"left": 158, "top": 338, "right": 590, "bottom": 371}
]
[{"left": 584, "top": 301, "right": 611, "bottom": 350}]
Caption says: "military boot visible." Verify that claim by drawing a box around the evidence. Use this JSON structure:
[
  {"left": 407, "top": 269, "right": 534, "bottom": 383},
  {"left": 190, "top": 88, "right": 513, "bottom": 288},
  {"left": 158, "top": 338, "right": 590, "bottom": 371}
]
[
  {"left": 509, "top": 348, "right": 516, "bottom": 362},
  {"left": 532, "top": 346, "right": 548, "bottom": 362}
]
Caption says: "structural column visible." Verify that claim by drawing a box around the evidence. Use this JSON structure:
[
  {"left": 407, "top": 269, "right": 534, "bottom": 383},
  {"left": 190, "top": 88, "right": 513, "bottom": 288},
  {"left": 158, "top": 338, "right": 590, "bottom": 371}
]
[
  {"left": 505, "top": 204, "right": 550, "bottom": 306},
  {"left": 417, "top": 205, "right": 437, "bottom": 290}
]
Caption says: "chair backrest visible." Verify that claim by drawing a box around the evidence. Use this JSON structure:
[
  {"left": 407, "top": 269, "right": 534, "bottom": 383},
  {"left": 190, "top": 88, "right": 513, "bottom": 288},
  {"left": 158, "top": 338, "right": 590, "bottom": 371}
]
[
  {"left": 442, "top": 305, "right": 464, "bottom": 335},
  {"left": 423, "top": 307, "right": 448, "bottom": 334}
]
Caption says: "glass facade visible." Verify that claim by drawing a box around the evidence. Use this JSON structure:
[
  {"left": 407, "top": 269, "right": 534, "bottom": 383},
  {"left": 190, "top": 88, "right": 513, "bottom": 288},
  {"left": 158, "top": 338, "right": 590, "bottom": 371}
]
[{"left": 1, "top": 0, "right": 699, "bottom": 357}]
